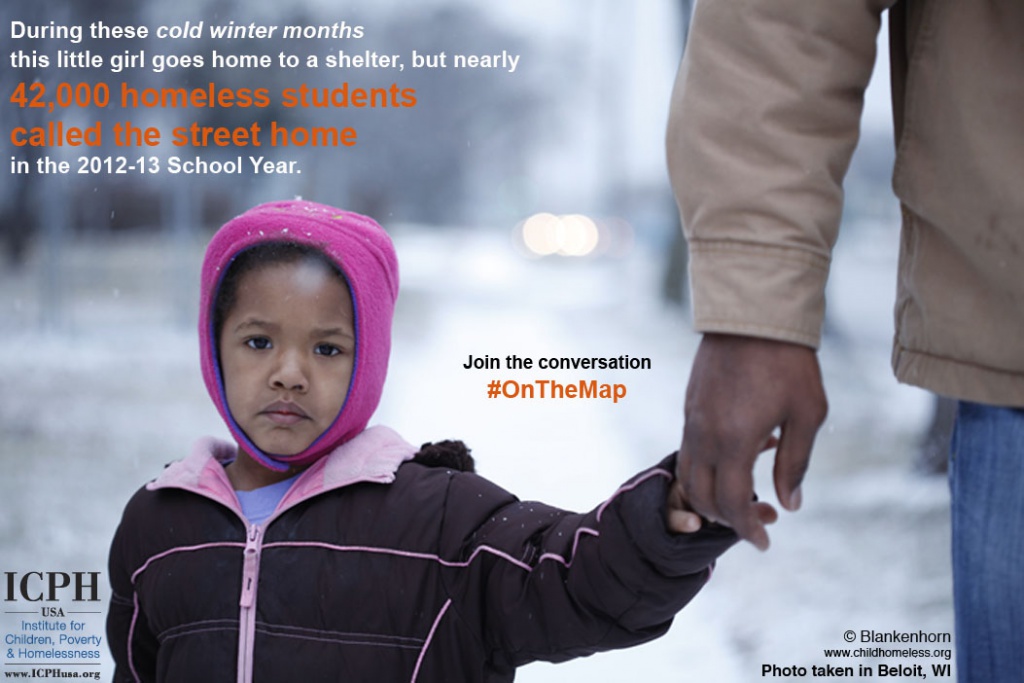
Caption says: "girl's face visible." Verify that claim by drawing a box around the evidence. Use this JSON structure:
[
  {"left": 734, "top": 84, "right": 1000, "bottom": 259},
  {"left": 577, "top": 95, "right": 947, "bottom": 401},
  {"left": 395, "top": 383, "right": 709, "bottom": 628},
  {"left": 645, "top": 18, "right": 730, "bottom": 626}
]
[{"left": 219, "top": 259, "right": 355, "bottom": 457}]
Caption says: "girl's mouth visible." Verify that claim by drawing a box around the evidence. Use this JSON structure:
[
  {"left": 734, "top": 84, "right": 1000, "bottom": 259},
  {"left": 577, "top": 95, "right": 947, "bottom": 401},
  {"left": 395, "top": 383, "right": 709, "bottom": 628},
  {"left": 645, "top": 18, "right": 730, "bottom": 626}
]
[{"left": 260, "top": 401, "right": 310, "bottom": 425}]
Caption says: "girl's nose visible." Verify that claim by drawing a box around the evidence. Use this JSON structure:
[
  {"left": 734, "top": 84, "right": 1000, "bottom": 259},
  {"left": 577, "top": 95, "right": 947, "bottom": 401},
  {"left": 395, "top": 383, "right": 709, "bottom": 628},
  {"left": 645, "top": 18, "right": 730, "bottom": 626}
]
[{"left": 269, "top": 350, "right": 308, "bottom": 392}]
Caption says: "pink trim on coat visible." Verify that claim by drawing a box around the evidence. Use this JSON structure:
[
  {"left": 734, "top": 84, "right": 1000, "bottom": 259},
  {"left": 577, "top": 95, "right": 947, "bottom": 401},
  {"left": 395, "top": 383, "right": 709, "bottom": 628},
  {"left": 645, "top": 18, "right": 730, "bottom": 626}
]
[{"left": 410, "top": 599, "right": 452, "bottom": 683}]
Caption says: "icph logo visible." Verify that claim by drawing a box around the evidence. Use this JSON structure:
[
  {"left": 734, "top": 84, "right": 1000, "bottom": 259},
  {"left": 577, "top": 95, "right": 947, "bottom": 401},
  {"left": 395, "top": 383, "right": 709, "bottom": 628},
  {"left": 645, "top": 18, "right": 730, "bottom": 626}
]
[{"left": 4, "top": 572, "right": 101, "bottom": 602}]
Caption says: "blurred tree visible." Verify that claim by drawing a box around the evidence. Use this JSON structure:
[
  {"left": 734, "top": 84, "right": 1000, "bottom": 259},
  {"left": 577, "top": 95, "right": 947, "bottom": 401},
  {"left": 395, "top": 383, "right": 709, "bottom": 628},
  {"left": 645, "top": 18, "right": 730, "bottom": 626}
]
[
  {"left": 127, "top": 2, "right": 565, "bottom": 225},
  {"left": 1, "top": 0, "right": 55, "bottom": 265},
  {"left": 317, "top": 4, "right": 561, "bottom": 223},
  {"left": 661, "top": 203, "right": 689, "bottom": 307},
  {"left": 1, "top": 0, "right": 141, "bottom": 264},
  {"left": 661, "top": 0, "right": 693, "bottom": 307}
]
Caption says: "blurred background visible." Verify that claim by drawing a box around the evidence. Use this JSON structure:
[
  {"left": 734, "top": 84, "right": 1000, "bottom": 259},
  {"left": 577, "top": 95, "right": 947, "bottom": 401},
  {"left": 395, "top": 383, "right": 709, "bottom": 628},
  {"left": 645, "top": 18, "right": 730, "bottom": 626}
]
[{"left": 1, "top": 0, "right": 953, "bottom": 680}]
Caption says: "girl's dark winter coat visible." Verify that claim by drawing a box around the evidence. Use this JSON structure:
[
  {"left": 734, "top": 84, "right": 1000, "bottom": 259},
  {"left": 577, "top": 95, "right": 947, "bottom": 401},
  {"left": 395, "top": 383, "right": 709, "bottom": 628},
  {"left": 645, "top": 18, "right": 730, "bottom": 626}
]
[{"left": 107, "top": 427, "right": 736, "bottom": 683}]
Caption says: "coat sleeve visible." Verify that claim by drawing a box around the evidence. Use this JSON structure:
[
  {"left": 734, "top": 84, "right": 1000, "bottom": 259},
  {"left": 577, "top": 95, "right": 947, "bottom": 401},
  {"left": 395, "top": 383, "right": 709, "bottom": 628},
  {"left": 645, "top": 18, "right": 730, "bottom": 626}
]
[
  {"left": 107, "top": 490, "right": 159, "bottom": 683},
  {"left": 667, "top": 0, "right": 895, "bottom": 348},
  {"left": 439, "top": 455, "right": 737, "bottom": 671}
]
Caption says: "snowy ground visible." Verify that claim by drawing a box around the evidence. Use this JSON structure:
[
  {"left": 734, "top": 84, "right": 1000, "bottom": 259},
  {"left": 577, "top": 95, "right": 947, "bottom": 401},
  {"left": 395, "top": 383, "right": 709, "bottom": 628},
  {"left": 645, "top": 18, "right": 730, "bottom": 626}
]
[{"left": 0, "top": 222, "right": 953, "bottom": 681}]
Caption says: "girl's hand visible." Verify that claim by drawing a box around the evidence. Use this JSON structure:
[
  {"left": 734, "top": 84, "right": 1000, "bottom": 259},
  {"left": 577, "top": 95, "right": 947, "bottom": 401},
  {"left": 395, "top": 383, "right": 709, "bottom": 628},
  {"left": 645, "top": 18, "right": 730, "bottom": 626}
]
[{"left": 665, "top": 479, "right": 706, "bottom": 533}]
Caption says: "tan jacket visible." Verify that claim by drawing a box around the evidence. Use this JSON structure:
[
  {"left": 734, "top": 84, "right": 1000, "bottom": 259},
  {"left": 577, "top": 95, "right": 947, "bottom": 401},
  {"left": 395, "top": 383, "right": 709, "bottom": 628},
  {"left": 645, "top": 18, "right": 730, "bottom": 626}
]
[{"left": 667, "top": 0, "right": 1024, "bottom": 407}]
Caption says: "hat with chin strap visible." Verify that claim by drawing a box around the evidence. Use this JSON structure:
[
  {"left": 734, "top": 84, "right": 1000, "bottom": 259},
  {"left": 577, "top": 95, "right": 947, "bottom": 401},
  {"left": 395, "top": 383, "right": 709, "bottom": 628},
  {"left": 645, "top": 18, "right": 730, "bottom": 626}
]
[{"left": 198, "top": 199, "right": 399, "bottom": 472}]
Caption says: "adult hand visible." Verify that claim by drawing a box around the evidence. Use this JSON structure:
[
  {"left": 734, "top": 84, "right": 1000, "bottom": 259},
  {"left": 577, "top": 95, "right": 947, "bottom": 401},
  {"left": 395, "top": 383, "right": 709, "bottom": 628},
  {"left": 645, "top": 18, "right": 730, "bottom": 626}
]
[
  {"left": 666, "top": 435, "right": 779, "bottom": 534},
  {"left": 677, "top": 333, "right": 828, "bottom": 550}
]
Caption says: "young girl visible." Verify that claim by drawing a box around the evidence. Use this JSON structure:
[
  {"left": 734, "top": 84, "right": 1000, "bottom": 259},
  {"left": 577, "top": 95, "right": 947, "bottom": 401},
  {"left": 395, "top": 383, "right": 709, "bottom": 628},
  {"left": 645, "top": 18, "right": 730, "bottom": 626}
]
[{"left": 107, "top": 199, "right": 740, "bottom": 683}]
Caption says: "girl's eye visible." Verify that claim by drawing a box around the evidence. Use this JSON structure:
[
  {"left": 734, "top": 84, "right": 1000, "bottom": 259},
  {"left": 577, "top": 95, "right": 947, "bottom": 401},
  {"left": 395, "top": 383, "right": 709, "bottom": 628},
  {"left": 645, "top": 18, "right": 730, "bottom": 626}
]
[
  {"left": 315, "top": 343, "right": 342, "bottom": 357},
  {"left": 245, "top": 337, "right": 272, "bottom": 350}
]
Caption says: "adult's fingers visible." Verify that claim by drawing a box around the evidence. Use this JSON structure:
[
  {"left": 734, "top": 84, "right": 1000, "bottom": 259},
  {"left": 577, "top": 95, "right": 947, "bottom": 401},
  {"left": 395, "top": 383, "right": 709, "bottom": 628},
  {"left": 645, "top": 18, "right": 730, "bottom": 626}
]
[
  {"left": 676, "top": 446, "right": 722, "bottom": 523},
  {"left": 773, "top": 366, "right": 828, "bottom": 511},
  {"left": 679, "top": 425, "right": 775, "bottom": 547},
  {"left": 774, "top": 404, "right": 827, "bottom": 512},
  {"left": 714, "top": 454, "right": 772, "bottom": 550}
]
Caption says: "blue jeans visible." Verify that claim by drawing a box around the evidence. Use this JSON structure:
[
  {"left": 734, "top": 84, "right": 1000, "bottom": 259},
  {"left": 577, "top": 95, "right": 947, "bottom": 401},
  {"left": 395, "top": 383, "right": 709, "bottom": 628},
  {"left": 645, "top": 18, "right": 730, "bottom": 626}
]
[{"left": 949, "top": 401, "right": 1024, "bottom": 682}]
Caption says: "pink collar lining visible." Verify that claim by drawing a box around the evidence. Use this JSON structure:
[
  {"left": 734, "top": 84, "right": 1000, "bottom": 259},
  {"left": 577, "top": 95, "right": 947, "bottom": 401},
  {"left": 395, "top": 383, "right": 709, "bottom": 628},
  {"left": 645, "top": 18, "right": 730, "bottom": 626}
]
[{"left": 147, "top": 426, "right": 417, "bottom": 517}]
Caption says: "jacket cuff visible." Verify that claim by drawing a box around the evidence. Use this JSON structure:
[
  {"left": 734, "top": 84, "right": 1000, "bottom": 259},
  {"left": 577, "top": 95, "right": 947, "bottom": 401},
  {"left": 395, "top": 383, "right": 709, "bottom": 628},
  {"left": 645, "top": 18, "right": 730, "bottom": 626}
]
[
  {"left": 689, "top": 240, "right": 829, "bottom": 348},
  {"left": 614, "top": 455, "right": 739, "bottom": 578}
]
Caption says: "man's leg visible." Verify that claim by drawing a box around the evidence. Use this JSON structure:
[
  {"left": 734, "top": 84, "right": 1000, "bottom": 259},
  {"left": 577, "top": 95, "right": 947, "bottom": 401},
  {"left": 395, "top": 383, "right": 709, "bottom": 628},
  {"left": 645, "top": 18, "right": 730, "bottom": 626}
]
[{"left": 949, "top": 401, "right": 1024, "bottom": 681}]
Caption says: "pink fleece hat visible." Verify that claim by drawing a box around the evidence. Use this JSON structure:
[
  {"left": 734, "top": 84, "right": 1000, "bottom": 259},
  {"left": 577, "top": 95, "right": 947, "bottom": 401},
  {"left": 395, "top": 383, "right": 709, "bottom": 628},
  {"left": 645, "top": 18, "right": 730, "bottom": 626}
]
[{"left": 198, "top": 200, "right": 399, "bottom": 472}]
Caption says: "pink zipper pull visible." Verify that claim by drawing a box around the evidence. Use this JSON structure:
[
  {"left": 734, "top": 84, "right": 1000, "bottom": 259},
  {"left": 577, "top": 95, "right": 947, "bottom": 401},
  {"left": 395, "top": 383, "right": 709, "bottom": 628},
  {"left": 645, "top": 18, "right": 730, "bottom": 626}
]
[{"left": 240, "top": 524, "right": 262, "bottom": 608}]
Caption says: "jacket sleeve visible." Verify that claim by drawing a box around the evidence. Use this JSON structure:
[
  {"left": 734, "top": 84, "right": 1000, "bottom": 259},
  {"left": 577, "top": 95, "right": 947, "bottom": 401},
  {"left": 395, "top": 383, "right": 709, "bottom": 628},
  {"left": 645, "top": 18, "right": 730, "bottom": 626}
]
[
  {"left": 440, "top": 455, "right": 737, "bottom": 671},
  {"left": 107, "top": 490, "right": 159, "bottom": 683},
  {"left": 667, "top": 0, "right": 894, "bottom": 348}
]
